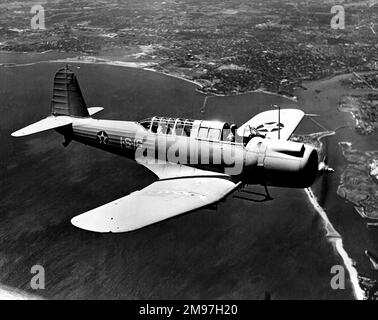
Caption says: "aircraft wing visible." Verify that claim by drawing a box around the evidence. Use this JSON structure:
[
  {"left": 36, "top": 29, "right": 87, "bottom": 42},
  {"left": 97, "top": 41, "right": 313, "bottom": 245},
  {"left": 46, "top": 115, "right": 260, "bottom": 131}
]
[
  {"left": 71, "top": 177, "right": 241, "bottom": 233},
  {"left": 237, "top": 109, "right": 305, "bottom": 140}
]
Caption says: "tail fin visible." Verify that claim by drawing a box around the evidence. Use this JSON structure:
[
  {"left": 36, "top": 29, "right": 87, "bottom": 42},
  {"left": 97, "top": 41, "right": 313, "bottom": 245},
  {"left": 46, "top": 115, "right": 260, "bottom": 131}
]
[
  {"left": 12, "top": 66, "right": 103, "bottom": 137},
  {"left": 51, "top": 66, "right": 89, "bottom": 117}
]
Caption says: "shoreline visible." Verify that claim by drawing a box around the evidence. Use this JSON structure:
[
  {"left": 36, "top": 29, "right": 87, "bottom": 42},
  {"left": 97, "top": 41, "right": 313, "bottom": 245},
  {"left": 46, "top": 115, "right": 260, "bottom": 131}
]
[
  {"left": 302, "top": 130, "right": 365, "bottom": 300},
  {"left": 0, "top": 51, "right": 298, "bottom": 102},
  {"left": 199, "top": 87, "right": 298, "bottom": 102},
  {"left": 337, "top": 141, "right": 378, "bottom": 221},
  {"left": 54, "top": 56, "right": 299, "bottom": 103},
  {"left": 3, "top": 50, "right": 378, "bottom": 104},
  {"left": 304, "top": 187, "right": 365, "bottom": 300}
]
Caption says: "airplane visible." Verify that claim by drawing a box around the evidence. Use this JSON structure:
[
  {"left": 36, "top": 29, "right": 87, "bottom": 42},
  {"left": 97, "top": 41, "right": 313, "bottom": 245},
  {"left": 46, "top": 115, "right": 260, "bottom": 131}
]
[{"left": 11, "top": 66, "right": 321, "bottom": 233}]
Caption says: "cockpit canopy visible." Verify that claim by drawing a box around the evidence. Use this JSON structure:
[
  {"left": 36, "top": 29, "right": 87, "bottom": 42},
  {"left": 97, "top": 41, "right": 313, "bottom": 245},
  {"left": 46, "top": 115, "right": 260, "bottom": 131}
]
[{"left": 139, "top": 116, "right": 234, "bottom": 142}]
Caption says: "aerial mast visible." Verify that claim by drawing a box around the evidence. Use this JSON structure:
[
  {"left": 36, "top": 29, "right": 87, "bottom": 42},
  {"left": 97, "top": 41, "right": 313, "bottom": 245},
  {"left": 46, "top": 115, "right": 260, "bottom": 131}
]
[
  {"left": 272, "top": 104, "right": 281, "bottom": 139},
  {"left": 278, "top": 104, "right": 281, "bottom": 139}
]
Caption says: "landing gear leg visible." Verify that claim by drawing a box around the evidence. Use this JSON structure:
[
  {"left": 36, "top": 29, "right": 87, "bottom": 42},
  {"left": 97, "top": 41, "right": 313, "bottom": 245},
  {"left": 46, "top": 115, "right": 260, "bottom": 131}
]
[
  {"left": 264, "top": 184, "right": 273, "bottom": 201},
  {"left": 62, "top": 136, "right": 72, "bottom": 147},
  {"left": 233, "top": 184, "right": 273, "bottom": 202}
]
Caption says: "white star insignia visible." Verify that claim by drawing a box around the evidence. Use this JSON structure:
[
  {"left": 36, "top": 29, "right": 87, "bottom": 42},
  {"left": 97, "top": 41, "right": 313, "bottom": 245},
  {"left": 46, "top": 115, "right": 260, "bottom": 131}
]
[{"left": 97, "top": 131, "right": 109, "bottom": 144}]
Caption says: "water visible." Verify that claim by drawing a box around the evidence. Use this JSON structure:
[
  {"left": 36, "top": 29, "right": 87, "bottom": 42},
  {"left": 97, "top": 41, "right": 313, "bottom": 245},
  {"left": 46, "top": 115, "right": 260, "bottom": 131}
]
[{"left": 0, "top": 51, "right": 355, "bottom": 299}]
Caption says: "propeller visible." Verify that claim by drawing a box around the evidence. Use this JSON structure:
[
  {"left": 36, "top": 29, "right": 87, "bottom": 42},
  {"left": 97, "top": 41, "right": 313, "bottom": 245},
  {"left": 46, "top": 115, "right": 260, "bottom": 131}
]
[
  {"left": 305, "top": 115, "right": 335, "bottom": 207},
  {"left": 317, "top": 136, "right": 334, "bottom": 207}
]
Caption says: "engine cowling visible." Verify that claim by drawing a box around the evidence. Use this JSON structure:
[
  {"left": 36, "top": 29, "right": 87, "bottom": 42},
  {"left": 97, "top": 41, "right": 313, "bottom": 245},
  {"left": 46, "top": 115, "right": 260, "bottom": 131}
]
[{"left": 246, "top": 138, "right": 319, "bottom": 188}]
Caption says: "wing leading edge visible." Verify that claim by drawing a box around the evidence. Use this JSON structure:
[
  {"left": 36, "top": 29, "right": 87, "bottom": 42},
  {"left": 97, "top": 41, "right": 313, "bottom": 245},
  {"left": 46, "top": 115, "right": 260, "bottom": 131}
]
[{"left": 71, "top": 177, "right": 241, "bottom": 233}]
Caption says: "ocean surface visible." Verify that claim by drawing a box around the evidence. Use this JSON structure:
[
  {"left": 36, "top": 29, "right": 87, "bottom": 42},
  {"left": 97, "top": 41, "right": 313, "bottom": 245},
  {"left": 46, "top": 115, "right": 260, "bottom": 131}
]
[{"left": 0, "top": 51, "right": 359, "bottom": 299}]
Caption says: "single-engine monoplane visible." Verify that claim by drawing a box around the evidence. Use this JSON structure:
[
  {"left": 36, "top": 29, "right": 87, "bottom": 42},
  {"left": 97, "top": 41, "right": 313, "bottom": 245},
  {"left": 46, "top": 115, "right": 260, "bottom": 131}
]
[{"left": 12, "top": 66, "right": 321, "bottom": 233}]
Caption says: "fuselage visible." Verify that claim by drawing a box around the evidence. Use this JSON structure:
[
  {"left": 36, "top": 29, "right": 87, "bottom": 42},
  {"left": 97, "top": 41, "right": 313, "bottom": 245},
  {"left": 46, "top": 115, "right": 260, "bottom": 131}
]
[{"left": 57, "top": 116, "right": 319, "bottom": 189}]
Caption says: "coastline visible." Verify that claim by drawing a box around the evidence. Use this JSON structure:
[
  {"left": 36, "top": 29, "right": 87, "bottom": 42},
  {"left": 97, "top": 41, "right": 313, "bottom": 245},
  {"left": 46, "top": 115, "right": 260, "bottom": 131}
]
[
  {"left": 0, "top": 51, "right": 298, "bottom": 103},
  {"left": 2, "top": 49, "right": 378, "bottom": 104},
  {"left": 297, "top": 72, "right": 378, "bottom": 300},
  {"left": 299, "top": 130, "right": 365, "bottom": 300},
  {"left": 55, "top": 56, "right": 298, "bottom": 103},
  {"left": 197, "top": 87, "right": 298, "bottom": 102},
  {"left": 304, "top": 187, "right": 365, "bottom": 300}
]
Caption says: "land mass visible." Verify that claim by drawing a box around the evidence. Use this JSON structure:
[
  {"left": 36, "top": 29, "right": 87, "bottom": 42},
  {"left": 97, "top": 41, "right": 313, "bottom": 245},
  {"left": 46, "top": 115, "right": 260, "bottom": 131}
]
[
  {"left": 339, "top": 87, "right": 378, "bottom": 135},
  {"left": 337, "top": 142, "right": 378, "bottom": 220},
  {"left": 2, "top": 0, "right": 378, "bottom": 95}
]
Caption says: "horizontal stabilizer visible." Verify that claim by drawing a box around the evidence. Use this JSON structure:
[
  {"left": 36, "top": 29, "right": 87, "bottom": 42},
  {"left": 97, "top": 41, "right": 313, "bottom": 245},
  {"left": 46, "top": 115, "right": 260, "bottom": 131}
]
[
  {"left": 71, "top": 177, "right": 240, "bottom": 233},
  {"left": 11, "top": 116, "right": 73, "bottom": 137},
  {"left": 88, "top": 107, "right": 104, "bottom": 116}
]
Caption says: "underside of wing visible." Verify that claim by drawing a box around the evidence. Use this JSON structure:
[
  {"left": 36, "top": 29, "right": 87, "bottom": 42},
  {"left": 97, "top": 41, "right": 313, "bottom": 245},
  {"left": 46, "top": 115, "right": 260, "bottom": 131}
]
[
  {"left": 237, "top": 109, "right": 304, "bottom": 140},
  {"left": 71, "top": 177, "right": 241, "bottom": 233}
]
